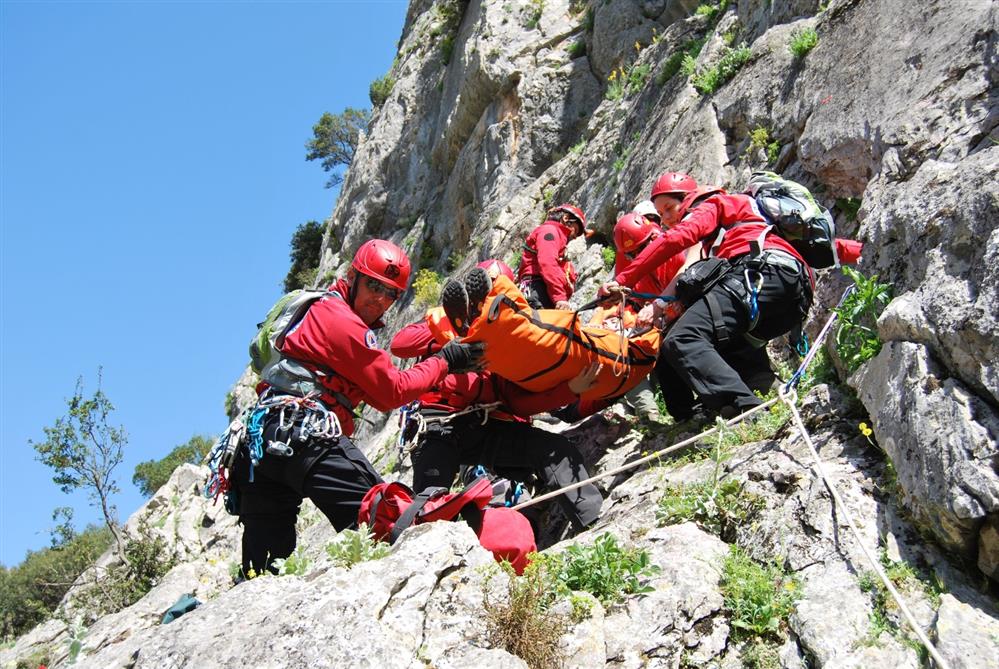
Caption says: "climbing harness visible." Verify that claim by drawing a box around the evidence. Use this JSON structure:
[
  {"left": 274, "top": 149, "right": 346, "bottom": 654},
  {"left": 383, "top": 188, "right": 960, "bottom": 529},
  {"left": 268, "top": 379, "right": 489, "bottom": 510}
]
[
  {"left": 203, "top": 392, "right": 341, "bottom": 504},
  {"left": 511, "top": 283, "right": 951, "bottom": 667},
  {"left": 396, "top": 401, "right": 503, "bottom": 461}
]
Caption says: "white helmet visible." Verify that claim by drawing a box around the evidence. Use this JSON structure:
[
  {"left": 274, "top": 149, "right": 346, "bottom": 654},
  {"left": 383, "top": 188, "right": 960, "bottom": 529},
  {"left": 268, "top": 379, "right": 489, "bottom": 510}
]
[{"left": 632, "top": 200, "right": 659, "bottom": 220}]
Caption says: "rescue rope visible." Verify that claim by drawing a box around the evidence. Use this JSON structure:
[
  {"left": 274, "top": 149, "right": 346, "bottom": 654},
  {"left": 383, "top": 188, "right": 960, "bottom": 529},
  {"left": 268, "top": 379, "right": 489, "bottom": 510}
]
[
  {"left": 777, "top": 385, "right": 951, "bottom": 669},
  {"left": 514, "top": 285, "right": 949, "bottom": 665}
]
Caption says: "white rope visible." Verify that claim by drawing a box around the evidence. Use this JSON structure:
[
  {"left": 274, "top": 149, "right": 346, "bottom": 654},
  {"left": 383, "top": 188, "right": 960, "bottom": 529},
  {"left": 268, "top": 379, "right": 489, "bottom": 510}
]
[
  {"left": 514, "top": 398, "right": 780, "bottom": 510},
  {"left": 778, "top": 385, "right": 951, "bottom": 669}
]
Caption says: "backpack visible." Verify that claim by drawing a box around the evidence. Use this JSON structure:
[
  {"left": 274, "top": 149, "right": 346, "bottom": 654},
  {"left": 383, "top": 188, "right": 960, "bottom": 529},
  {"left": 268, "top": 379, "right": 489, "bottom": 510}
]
[
  {"left": 248, "top": 289, "right": 337, "bottom": 397},
  {"left": 358, "top": 476, "right": 537, "bottom": 574},
  {"left": 746, "top": 171, "right": 840, "bottom": 269}
]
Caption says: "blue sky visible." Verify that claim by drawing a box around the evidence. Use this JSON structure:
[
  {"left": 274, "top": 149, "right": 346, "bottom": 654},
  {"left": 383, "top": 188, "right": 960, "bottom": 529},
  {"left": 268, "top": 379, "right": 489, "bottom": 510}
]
[{"left": 1, "top": 0, "right": 408, "bottom": 566}]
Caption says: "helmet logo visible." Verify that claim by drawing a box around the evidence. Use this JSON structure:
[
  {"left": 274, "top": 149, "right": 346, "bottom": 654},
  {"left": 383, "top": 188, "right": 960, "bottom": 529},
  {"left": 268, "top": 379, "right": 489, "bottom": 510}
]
[{"left": 384, "top": 264, "right": 401, "bottom": 279}]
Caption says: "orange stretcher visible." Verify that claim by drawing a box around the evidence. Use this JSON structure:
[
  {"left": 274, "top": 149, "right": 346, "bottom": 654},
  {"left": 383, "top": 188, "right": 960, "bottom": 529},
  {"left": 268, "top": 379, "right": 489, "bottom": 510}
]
[{"left": 458, "top": 276, "right": 660, "bottom": 401}]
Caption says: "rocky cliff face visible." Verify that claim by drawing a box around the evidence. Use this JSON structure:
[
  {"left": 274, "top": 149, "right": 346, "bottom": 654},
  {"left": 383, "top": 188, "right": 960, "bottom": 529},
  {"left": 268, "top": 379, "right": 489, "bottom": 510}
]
[{"left": 5, "top": 0, "right": 997, "bottom": 667}]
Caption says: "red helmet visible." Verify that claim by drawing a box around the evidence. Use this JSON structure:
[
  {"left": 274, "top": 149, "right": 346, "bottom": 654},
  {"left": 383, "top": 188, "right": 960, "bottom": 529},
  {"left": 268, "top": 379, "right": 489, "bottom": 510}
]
[
  {"left": 477, "top": 259, "right": 515, "bottom": 282},
  {"left": 351, "top": 239, "right": 411, "bottom": 291},
  {"left": 650, "top": 172, "right": 698, "bottom": 200},
  {"left": 614, "top": 212, "right": 661, "bottom": 254},
  {"left": 547, "top": 203, "right": 587, "bottom": 232}
]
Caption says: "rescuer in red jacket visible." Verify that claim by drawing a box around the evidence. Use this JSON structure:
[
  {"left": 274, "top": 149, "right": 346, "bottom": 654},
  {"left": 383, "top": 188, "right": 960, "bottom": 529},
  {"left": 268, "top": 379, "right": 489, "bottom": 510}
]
[
  {"left": 232, "top": 240, "right": 484, "bottom": 577},
  {"left": 516, "top": 203, "right": 586, "bottom": 310},
  {"left": 601, "top": 172, "right": 863, "bottom": 421}
]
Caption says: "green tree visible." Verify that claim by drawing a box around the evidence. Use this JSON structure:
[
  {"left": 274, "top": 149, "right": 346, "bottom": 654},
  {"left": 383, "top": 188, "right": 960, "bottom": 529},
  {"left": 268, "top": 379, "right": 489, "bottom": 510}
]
[
  {"left": 283, "top": 220, "right": 326, "bottom": 292},
  {"left": 30, "top": 370, "right": 128, "bottom": 557},
  {"left": 305, "top": 108, "right": 371, "bottom": 188},
  {"left": 132, "top": 434, "right": 215, "bottom": 498},
  {"left": 0, "top": 523, "right": 112, "bottom": 640}
]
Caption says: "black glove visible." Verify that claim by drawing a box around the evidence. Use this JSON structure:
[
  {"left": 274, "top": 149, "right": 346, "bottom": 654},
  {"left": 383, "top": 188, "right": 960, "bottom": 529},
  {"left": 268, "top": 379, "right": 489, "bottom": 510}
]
[{"left": 437, "top": 338, "right": 486, "bottom": 373}]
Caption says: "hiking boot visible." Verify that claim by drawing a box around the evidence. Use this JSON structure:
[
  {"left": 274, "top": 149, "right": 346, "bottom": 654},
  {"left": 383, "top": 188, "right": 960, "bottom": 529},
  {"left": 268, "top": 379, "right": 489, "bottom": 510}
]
[
  {"left": 464, "top": 267, "right": 492, "bottom": 324},
  {"left": 441, "top": 278, "right": 470, "bottom": 335}
]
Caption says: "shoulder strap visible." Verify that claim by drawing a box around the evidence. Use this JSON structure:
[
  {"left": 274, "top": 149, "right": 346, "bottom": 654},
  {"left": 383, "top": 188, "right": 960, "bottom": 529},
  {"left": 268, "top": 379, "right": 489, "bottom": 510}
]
[{"left": 389, "top": 487, "right": 447, "bottom": 544}]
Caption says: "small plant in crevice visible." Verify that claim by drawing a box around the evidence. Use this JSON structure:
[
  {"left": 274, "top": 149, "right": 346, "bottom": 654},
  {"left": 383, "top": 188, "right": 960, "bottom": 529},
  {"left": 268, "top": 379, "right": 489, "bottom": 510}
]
[
  {"left": 325, "top": 524, "right": 391, "bottom": 569},
  {"left": 606, "top": 61, "right": 652, "bottom": 100},
  {"left": 689, "top": 44, "right": 752, "bottom": 95},
  {"left": 482, "top": 560, "right": 567, "bottom": 669},
  {"left": 747, "top": 126, "right": 781, "bottom": 165},
  {"left": 523, "top": 0, "right": 545, "bottom": 29},
  {"left": 835, "top": 196, "right": 863, "bottom": 221},
  {"left": 567, "top": 39, "right": 586, "bottom": 59},
  {"left": 612, "top": 145, "right": 632, "bottom": 173},
  {"left": 411, "top": 268, "right": 442, "bottom": 308},
  {"left": 857, "top": 549, "right": 945, "bottom": 651},
  {"left": 834, "top": 267, "right": 892, "bottom": 374},
  {"left": 569, "top": 138, "right": 587, "bottom": 155},
  {"left": 657, "top": 423, "right": 763, "bottom": 541},
  {"left": 788, "top": 27, "right": 818, "bottom": 59},
  {"left": 273, "top": 546, "right": 311, "bottom": 577},
  {"left": 721, "top": 546, "right": 800, "bottom": 641},
  {"left": 657, "top": 38, "right": 706, "bottom": 85}
]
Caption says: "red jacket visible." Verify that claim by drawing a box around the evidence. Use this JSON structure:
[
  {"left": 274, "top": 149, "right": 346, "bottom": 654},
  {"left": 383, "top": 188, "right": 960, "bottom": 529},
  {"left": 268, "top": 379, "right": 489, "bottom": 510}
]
[
  {"left": 615, "top": 248, "right": 685, "bottom": 301},
  {"left": 280, "top": 278, "right": 449, "bottom": 436},
  {"left": 390, "top": 320, "right": 577, "bottom": 420},
  {"left": 516, "top": 220, "right": 577, "bottom": 303},
  {"left": 615, "top": 192, "right": 863, "bottom": 289}
]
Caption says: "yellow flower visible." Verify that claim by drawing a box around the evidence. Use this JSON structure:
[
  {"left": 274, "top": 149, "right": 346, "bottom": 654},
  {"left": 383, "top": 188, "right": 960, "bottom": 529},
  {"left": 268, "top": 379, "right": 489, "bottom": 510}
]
[
  {"left": 859, "top": 422, "right": 873, "bottom": 437},
  {"left": 634, "top": 41, "right": 641, "bottom": 53},
  {"left": 246, "top": 567, "right": 257, "bottom": 579},
  {"left": 608, "top": 70, "right": 617, "bottom": 81}
]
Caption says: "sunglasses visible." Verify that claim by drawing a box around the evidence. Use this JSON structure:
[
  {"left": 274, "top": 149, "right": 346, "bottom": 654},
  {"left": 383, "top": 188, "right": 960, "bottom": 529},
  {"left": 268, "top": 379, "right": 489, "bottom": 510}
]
[{"left": 364, "top": 276, "right": 401, "bottom": 300}]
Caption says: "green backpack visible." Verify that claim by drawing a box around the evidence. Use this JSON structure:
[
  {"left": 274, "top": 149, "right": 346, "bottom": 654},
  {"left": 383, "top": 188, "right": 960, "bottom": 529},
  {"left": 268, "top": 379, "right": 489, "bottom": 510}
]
[
  {"left": 249, "top": 289, "right": 336, "bottom": 396},
  {"left": 746, "top": 171, "right": 840, "bottom": 269}
]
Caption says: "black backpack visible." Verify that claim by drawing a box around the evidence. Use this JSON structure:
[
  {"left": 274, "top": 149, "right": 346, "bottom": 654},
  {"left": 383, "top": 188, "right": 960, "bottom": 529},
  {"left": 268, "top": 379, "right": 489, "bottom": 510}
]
[{"left": 745, "top": 171, "right": 839, "bottom": 269}]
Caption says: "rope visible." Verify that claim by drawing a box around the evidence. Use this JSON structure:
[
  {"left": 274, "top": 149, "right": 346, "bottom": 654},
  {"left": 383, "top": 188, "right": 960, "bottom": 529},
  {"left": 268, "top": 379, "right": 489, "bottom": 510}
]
[{"left": 778, "top": 386, "right": 951, "bottom": 669}]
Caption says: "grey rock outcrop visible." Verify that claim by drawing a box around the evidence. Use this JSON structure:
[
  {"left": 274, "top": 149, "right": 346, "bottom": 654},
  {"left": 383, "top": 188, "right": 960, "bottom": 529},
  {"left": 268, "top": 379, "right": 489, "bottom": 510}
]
[{"left": 7, "top": 0, "right": 999, "bottom": 665}]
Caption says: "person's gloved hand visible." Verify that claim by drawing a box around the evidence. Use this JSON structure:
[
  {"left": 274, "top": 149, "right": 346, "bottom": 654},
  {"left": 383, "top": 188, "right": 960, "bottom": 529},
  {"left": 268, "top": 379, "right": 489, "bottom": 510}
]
[{"left": 436, "top": 338, "right": 486, "bottom": 373}]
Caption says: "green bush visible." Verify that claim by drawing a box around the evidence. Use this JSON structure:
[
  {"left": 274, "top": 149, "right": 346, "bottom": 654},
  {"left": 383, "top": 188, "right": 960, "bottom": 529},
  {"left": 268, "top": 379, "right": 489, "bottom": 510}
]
[
  {"left": 0, "top": 526, "right": 112, "bottom": 640},
  {"left": 369, "top": 74, "right": 395, "bottom": 108},
  {"left": 721, "top": 546, "right": 799, "bottom": 641},
  {"left": 690, "top": 44, "right": 752, "bottom": 95},
  {"left": 132, "top": 435, "right": 214, "bottom": 498},
  {"left": 71, "top": 522, "right": 177, "bottom": 619},
  {"left": 283, "top": 220, "right": 325, "bottom": 292},
  {"left": 412, "top": 269, "right": 442, "bottom": 308},
  {"left": 325, "top": 524, "right": 391, "bottom": 568},
  {"left": 601, "top": 246, "right": 617, "bottom": 271},
  {"left": 538, "top": 533, "right": 659, "bottom": 605},
  {"left": 834, "top": 267, "right": 892, "bottom": 374},
  {"left": 788, "top": 27, "right": 818, "bottom": 59}
]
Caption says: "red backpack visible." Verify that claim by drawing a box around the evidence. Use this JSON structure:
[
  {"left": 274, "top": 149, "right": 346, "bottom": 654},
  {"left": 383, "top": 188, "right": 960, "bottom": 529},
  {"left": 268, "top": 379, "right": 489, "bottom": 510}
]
[{"left": 358, "top": 477, "right": 536, "bottom": 574}]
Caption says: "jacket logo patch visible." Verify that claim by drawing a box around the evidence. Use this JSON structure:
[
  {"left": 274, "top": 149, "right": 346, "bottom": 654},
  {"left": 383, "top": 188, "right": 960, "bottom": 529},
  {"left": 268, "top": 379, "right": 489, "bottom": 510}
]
[
  {"left": 543, "top": 233, "right": 556, "bottom": 241},
  {"left": 365, "top": 330, "right": 378, "bottom": 348}
]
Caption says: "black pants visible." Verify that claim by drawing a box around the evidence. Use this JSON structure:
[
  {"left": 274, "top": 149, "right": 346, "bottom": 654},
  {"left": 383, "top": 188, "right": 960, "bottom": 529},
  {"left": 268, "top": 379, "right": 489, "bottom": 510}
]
[
  {"left": 411, "top": 412, "right": 602, "bottom": 530},
  {"left": 232, "top": 412, "right": 382, "bottom": 576},
  {"left": 657, "top": 260, "right": 810, "bottom": 420},
  {"left": 519, "top": 277, "right": 555, "bottom": 309}
]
